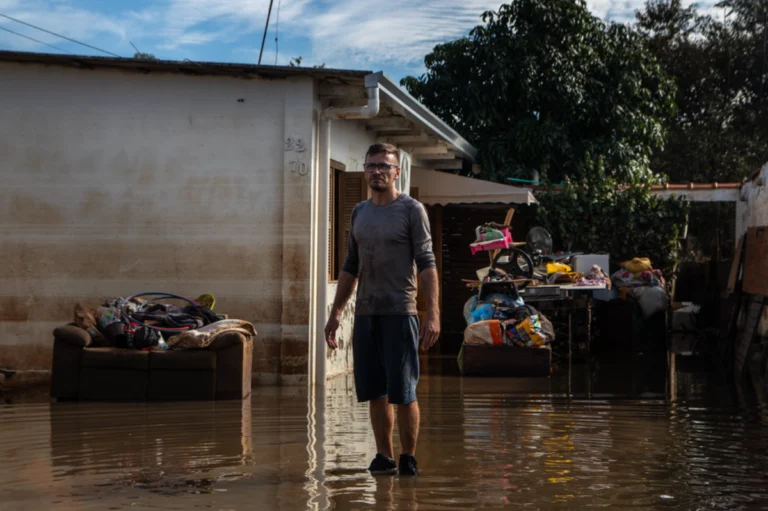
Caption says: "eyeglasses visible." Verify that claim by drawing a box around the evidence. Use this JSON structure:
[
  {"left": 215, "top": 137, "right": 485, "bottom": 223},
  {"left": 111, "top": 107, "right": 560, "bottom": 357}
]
[{"left": 363, "top": 163, "right": 399, "bottom": 174}]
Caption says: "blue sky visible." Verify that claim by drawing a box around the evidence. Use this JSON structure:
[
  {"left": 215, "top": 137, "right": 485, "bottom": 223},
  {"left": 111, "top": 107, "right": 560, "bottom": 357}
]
[{"left": 0, "top": 0, "right": 721, "bottom": 82}]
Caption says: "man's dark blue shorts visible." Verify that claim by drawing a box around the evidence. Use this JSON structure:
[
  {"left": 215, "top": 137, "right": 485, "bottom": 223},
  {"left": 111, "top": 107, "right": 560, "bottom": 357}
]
[{"left": 352, "top": 315, "right": 420, "bottom": 405}]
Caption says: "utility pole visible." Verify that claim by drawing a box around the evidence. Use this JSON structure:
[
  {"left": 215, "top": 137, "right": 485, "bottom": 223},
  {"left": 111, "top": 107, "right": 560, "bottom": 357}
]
[{"left": 258, "top": 0, "right": 276, "bottom": 65}]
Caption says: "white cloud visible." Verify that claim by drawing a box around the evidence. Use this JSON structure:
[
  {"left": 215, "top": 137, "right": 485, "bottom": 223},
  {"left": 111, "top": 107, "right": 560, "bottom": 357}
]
[
  {"left": 587, "top": 0, "right": 723, "bottom": 24},
  {"left": 292, "top": 0, "right": 506, "bottom": 69},
  {"left": 288, "top": 0, "right": 727, "bottom": 70},
  {"left": 143, "top": 0, "right": 311, "bottom": 50},
  {"left": 0, "top": 0, "right": 730, "bottom": 71}
]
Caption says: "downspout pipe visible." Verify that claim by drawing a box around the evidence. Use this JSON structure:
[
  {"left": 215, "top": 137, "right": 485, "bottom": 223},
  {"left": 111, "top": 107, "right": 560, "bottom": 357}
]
[{"left": 314, "top": 83, "right": 380, "bottom": 386}]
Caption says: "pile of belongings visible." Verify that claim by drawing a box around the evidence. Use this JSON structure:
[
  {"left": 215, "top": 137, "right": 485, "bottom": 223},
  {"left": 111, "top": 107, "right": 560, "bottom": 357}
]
[
  {"left": 545, "top": 262, "right": 583, "bottom": 285},
  {"left": 574, "top": 265, "right": 612, "bottom": 288},
  {"left": 73, "top": 294, "right": 255, "bottom": 351},
  {"left": 611, "top": 257, "right": 665, "bottom": 288},
  {"left": 611, "top": 258, "right": 668, "bottom": 319},
  {"left": 463, "top": 294, "right": 556, "bottom": 349}
]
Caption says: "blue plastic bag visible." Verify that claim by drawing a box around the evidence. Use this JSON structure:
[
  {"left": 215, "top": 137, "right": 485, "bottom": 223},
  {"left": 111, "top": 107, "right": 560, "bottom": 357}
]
[{"left": 470, "top": 304, "right": 495, "bottom": 324}]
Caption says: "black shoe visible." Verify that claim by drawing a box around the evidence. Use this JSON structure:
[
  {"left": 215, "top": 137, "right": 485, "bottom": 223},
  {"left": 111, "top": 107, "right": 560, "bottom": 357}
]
[
  {"left": 368, "top": 453, "right": 397, "bottom": 475},
  {"left": 398, "top": 454, "right": 418, "bottom": 476}
]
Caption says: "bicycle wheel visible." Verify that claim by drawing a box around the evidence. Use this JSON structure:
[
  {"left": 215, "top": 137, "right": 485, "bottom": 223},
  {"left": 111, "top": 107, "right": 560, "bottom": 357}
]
[{"left": 493, "top": 247, "right": 535, "bottom": 288}]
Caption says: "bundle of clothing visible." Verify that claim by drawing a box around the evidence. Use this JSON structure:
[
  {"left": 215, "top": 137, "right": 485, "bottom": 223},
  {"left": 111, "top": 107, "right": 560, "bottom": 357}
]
[
  {"left": 72, "top": 294, "right": 251, "bottom": 351},
  {"left": 611, "top": 258, "right": 665, "bottom": 288},
  {"left": 463, "top": 295, "right": 556, "bottom": 349},
  {"left": 610, "top": 258, "right": 668, "bottom": 318},
  {"left": 545, "top": 262, "right": 583, "bottom": 285},
  {"left": 574, "top": 265, "right": 612, "bottom": 288}
]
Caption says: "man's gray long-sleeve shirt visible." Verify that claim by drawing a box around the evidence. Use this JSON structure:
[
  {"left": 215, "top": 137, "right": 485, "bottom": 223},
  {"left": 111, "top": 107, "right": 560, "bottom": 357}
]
[{"left": 342, "top": 194, "right": 436, "bottom": 316}]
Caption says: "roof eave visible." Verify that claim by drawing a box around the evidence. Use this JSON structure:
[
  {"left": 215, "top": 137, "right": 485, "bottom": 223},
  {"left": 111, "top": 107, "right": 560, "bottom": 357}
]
[{"left": 365, "top": 72, "right": 477, "bottom": 162}]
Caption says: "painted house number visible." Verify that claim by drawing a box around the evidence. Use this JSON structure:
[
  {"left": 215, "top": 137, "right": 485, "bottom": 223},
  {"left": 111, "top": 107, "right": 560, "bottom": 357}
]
[{"left": 285, "top": 136, "right": 309, "bottom": 176}]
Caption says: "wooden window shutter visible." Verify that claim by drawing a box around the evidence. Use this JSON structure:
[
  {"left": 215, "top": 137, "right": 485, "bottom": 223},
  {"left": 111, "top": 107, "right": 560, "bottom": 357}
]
[
  {"left": 336, "top": 172, "right": 368, "bottom": 277},
  {"left": 328, "top": 168, "right": 335, "bottom": 280}
]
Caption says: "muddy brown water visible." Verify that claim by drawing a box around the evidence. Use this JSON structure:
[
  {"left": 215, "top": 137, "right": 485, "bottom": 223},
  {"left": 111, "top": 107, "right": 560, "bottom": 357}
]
[{"left": 1, "top": 355, "right": 768, "bottom": 510}]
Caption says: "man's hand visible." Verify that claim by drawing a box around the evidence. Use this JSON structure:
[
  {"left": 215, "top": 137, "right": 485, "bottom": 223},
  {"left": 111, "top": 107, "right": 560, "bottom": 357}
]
[
  {"left": 324, "top": 314, "right": 340, "bottom": 350},
  {"left": 419, "top": 312, "right": 440, "bottom": 352}
]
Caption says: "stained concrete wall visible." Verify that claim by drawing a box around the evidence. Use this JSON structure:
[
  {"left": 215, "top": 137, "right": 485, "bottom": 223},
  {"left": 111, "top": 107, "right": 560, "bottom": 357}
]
[
  {"left": 0, "top": 62, "right": 316, "bottom": 385},
  {"left": 324, "top": 120, "right": 377, "bottom": 379}
]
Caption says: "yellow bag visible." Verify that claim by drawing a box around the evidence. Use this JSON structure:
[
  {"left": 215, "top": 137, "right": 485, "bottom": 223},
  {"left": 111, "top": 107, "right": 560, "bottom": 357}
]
[{"left": 546, "top": 262, "right": 572, "bottom": 274}]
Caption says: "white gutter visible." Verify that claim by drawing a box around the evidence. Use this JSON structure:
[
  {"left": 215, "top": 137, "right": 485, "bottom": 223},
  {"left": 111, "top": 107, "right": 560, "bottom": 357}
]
[
  {"left": 325, "top": 85, "right": 380, "bottom": 120},
  {"left": 313, "top": 84, "right": 380, "bottom": 387},
  {"left": 365, "top": 72, "right": 477, "bottom": 162}
]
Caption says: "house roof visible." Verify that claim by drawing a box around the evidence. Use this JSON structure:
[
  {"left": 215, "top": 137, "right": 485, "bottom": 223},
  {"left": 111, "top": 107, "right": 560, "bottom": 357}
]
[
  {"left": 0, "top": 50, "right": 372, "bottom": 80},
  {"left": 411, "top": 167, "right": 537, "bottom": 206}
]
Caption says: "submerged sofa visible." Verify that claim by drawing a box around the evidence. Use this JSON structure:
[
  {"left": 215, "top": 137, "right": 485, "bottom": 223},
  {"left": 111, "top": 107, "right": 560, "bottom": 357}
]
[{"left": 50, "top": 325, "right": 253, "bottom": 401}]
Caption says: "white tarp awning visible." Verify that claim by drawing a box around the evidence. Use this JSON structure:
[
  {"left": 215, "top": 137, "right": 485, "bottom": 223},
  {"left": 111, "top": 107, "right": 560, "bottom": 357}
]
[{"left": 410, "top": 167, "right": 537, "bottom": 206}]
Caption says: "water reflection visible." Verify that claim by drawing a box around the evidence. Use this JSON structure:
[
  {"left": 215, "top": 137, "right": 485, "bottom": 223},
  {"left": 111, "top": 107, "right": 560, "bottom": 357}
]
[
  {"left": 1, "top": 355, "right": 768, "bottom": 510},
  {"left": 48, "top": 400, "right": 254, "bottom": 479}
]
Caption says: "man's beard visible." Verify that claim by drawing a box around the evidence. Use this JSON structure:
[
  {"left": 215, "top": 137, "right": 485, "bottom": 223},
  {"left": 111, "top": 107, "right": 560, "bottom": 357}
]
[{"left": 369, "top": 180, "right": 388, "bottom": 191}]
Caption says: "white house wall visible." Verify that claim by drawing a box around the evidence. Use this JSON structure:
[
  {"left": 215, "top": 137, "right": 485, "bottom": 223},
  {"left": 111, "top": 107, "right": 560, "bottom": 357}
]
[
  {"left": 736, "top": 162, "right": 768, "bottom": 338},
  {"left": 737, "top": 163, "right": 768, "bottom": 240},
  {"left": 0, "top": 62, "right": 316, "bottom": 384},
  {"left": 325, "top": 120, "right": 377, "bottom": 379}
]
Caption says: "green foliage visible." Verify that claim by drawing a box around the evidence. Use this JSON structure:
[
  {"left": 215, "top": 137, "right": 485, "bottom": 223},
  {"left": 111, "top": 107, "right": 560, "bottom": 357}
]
[
  {"left": 636, "top": 0, "right": 768, "bottom": 183},
  {"left": 289, "top": 56, "right": 325, "bottom": 68},
  {"left": 401, "top": 0, "right": 676, "bottom": 183},
  {"left": 133, "top": 52, "right": 157, "bottom": 61},
  {"left": 533, "top": 158, "right": 689, "bottom": 275}
]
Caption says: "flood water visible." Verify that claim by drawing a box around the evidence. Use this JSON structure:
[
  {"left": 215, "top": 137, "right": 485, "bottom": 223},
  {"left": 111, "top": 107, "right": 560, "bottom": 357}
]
[{"left": 2, "top": 354, "right": 768, "bottom": 510}]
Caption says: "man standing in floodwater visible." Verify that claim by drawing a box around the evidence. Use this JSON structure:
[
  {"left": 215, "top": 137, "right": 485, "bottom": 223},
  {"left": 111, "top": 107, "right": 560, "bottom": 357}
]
[{"left": 325, "top": 143, "right": 440, "bottom": 476}]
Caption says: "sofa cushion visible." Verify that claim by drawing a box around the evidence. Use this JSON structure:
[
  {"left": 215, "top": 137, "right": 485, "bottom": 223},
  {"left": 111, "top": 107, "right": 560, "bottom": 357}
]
[
  {"left": 150, "top": 350, "right": 216, "bottom": 370},
  {"left": 81, "top": 348, "right": 150, "bottom": 370},
  {"left": 53, "top": 325, "right": 92, "bottom": 348},
  {"left": 207, "top": 332, "right": 249, "bottom": 351}
]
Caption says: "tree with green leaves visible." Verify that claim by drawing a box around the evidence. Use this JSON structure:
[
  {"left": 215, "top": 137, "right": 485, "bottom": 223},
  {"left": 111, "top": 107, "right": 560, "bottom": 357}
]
[
  {"left": 635, "top": 0, "right": 765, "bottom": 184},
  {"left": 632, "top": 0, "right": 768, "bottom": 260},
  {"left": 402, "top": 0, "right": 676, "bottom": 184}
]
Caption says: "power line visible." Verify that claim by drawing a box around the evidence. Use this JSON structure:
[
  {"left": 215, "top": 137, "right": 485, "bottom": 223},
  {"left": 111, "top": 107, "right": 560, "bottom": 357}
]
[
  {"left": 258, "top": 0, "right": 275, "bottom": 65},
  {"left": 274, "top": 0, "right": 282, "bottom": 65},
  {"left": 0, "top": 12, "right": 122, "bottom": 57},
  {"left": 0, "top": 25, "right": 72, "bottom": 54}
]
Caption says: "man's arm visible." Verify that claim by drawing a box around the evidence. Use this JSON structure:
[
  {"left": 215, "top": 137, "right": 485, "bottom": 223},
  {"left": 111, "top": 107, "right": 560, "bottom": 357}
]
[
  {"left": 325, "top": 271, "right": 357, "bottom": 349},
  {"left": 409, "top": 202, "right": 440, "bottom": 351},
  {"left": 419, "top": 267, "right": 440, "bottom": 352},
  {"left": 325, "top": 206, "right": 360, "bottom": 350}
]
